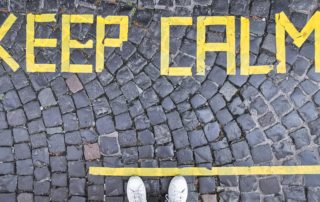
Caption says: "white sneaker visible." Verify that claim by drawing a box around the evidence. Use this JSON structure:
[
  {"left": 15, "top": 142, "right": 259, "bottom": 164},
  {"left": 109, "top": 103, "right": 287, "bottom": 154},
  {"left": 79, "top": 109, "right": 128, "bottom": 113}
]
[
  {"left": 127, "top": 176, "right": 147, "bottom": 202},
  {"left": 167, "top": 176, "right": 188, "bottom": 202}
]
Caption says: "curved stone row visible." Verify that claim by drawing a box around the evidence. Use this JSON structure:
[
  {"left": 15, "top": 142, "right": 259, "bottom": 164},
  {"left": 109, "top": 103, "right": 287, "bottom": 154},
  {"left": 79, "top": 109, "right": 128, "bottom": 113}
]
[{"left": 0, "top": 0, "right": 319, "bottom": 201}]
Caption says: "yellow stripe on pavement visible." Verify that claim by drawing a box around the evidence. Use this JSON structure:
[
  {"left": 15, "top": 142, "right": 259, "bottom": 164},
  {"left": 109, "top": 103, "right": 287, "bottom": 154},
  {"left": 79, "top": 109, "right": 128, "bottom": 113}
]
[{"left": 89, "top": 166, "right": 320, "bottom": 176}]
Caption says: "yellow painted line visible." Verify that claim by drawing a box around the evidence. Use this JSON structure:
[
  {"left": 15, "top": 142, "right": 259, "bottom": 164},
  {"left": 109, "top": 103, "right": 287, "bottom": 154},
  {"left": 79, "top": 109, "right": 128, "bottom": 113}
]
[{"left": 89, "top": 166, "right": 320, "bottom": 176}]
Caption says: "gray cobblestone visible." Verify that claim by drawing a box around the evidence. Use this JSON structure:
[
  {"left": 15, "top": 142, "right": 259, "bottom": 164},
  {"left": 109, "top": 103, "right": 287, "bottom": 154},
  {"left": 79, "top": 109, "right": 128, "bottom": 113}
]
[
  {"left": 298, "top": 102, "right": 318, "bottom": 122},
  {"left": 259, "top": 177, "right": 280, "bottom": 195},
  {"left": 3, "top": 90, "right": 21, "bottom": 110},
  {"left": 272, "top": 139, "right": 294, "bottom": 159},
  {"left": 265, "top": 124, "right": 286, "bottom": 142},
  {"left": 38, "top": 88, "right": 56, "bottom": 107},
  {"left": 231, "top": 141, "right": 250, "bottom": 160},
  {"left": 251, "top": 144, "right": 273, "bottom": 164},
  {"left": 177, "top": 148, "right": 194, "bottom": 164},
  {"left": 1, "top": 1, "right": 320, "bottom": 200},
  {"left": 223, "top": 120, "right": 241, "bottom": 141},
  {"left": 214, "top": 147, "right": 233, "bottom": 165},
  {"left": 250, "top": 96, "right": 268, "bottom": 115},
  {"left": 271, "top": 95, "right": 291, "bottom": 117},
  {"left": 282, "top": 111, "right": 303, "bottom": 129},
  {"left": 290, "top": 128, "right": 310, "bottom": 149},
  {"left": 99, "top": 132, "right": 121, "bottom": 156},
  {"left": 43, "top": 107, "right": 62, "bottom": 127},
  {"left": 239, "top": 176, "right": 257, "bottom": 192},
  {"left": 115, "top": 112, "right": 133, "bottom": 130},
  {"left": 194, "top": 146, "right": 213, "bottom": 164}
]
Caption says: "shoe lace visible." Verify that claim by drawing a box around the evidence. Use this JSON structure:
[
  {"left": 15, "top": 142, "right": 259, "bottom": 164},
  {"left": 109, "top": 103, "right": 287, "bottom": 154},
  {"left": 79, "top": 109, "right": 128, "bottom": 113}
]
[
  {"left": 130, "top": 189, "right": 144, "bottom": 202},
  {"left": 165, "top": 189, "right": 186, "bottom": 202}
]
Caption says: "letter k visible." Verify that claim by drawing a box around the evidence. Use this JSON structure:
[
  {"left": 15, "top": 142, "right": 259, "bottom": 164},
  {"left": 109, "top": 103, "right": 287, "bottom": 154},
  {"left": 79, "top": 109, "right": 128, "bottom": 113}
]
[{"left": 0, "top": 14, "right": 19, "bottom": 72}]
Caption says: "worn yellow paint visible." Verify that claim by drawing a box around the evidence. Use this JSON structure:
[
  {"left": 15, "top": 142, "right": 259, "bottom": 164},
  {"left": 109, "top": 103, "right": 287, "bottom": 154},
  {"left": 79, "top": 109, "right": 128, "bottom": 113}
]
[
  {"left": 26, "top": 14, "right": 57, "bottom": 72},
  {"left": 61, "top": 14, "right": 93, "bottom": 73},
  {"left": 4, "top": 12, "right": 320, "bottom": 75},
  {"left": 96, "top": 16, "right": 128, "bottom": 72},
  {"left": 240, "top": 17, "right": 273, "bottom": 75},
  {"left": 0, "top": 14, "right": 19, "bottom": 72},
  {"left": 197, "top": 16, "right": 235, "bottom": 75},
  {"left": 89, "top": 166, "right": 320, "bottom": 176},
  {"left": 276, "top": 11, "right": 320, "bottom": 73},
  {"left": 161, "top": 17, "right": 193, "bottom": 76}
]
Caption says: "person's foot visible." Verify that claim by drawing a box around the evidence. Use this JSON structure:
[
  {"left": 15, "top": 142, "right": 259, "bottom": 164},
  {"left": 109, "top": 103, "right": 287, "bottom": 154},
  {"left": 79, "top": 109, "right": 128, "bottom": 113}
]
[
  {"left": 167, "top": 176, "right": 188, "bottom": 202},
  {"left": 127, "top": 176, "right": 147, "bottom": 202}
]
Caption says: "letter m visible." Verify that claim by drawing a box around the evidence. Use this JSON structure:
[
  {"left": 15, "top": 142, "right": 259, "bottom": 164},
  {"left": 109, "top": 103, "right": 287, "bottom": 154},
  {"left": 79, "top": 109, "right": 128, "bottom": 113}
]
[{"left": 276, "top": 11, "right": 320, "bottom": 73}]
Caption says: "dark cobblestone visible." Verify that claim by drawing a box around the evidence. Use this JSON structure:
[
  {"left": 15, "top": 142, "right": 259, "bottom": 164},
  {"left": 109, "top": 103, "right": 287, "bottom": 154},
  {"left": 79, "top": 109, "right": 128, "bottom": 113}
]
[
  {"left": 194, "top": 146, "right": 212, "bottom": 164},
  {"left": 251, "top": 144, "right": 273, "bottom": 164},
  {"left": 265, "top": 124, "right": 286, "bottom": 142},
  {"left": 38, "top": 88, "right": 56, "bottom": 107},
  {"left": 214, "top": 147, "right": 233, "bottom": 165},
  {"left": 223, "top": 120, "right": 241, "bottom": 141},
  {"left": 0, "top": 1, "right": 319, "bottom": 200},
  {"left": 239, "top": 176, "right": 257, "bottom": 192},
  {"left": 282, "top": 111, "right": 303, "bottom": 129},
  {"left": 43, "top": 107, "right": 62, "bottom": 127},
  {"left": 7, "top": 109, "right": 26, "bottom": 126}
]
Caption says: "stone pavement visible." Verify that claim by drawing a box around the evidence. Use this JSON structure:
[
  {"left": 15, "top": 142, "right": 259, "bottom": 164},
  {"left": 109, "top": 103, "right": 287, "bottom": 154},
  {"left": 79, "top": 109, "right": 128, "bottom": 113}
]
[{"left": 0, "top": 0, "right": 320, "bottom": 201}]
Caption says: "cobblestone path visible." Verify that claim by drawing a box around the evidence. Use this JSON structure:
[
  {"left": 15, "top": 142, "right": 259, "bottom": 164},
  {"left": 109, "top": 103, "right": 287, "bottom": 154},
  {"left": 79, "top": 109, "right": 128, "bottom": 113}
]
[{"left": 1, "top": 0, "right": 320, "bottom": 201}]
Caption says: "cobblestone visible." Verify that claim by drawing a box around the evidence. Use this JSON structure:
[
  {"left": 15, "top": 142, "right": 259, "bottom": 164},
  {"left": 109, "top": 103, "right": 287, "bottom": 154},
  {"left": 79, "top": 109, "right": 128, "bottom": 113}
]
[
  {"left": 239, "top": 177, "right": 257, "bottom": 193},
  {"left": 265, "top": 124, "right": 286, "bottom": 142},
  {"left": 99, "top": 132, "right": 121, "bottom": 156},
  {"left": 38, "top": 88, "right": 56, "bottom": 108},
  {"left": 251, "top": 144, "right": 273, "bottom": 164},
  {"left": 0, "top": 1, "right": 319, "bottom": 200},
  {"left": 66, "top": 75, "right": 83, "bottom": 93}
]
